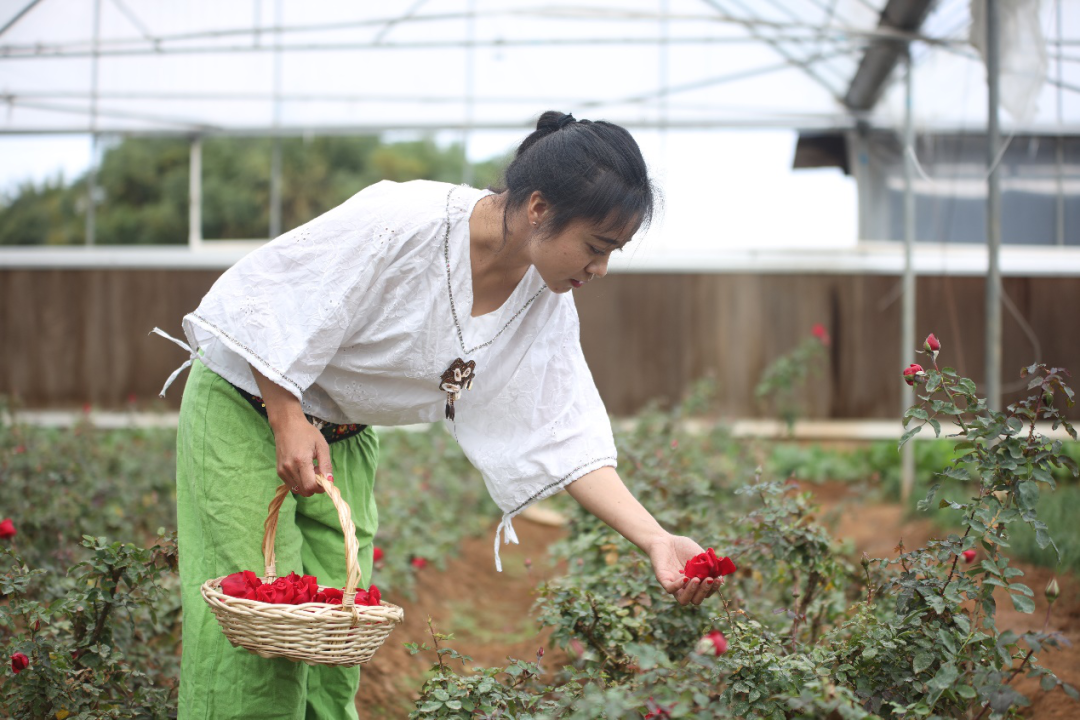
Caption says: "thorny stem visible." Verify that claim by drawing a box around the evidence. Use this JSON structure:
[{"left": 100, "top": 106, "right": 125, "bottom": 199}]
[
  {"left": 426, "top": 616, "right": 447, "bottom": 674},
  {"left": 939, "top": 526, "right": 973, "bottom": 598},
  {"left": 717, "top": 590, "right": 742, "bottom": 640},
  {"left": 932, "top": 357, "right": 971, "bottom": 434},
  {"left": 971, "top": 588, "right": 1056, "bottom": 720}
]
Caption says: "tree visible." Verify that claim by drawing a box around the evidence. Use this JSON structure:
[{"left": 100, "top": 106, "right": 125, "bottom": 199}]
[{"left": 0, "top": 136, "right": 509, "bottom": 245}]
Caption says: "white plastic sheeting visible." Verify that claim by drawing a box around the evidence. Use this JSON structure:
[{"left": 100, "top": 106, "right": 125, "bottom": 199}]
[
  {"left": 970, "top": 0, "right": 1047, "bottom": 124},
  {"left": 0, "top": 0, "right": 1075, "bottom": 135}
]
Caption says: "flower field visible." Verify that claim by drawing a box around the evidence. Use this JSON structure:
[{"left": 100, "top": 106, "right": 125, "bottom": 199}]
[{"left": 3, "top": 345, "right": 1080, "bottom": 719}]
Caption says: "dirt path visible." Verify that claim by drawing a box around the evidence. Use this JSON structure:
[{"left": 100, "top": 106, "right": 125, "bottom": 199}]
[
  {"left": 356, "top": 519, "right": 569, "bottom": 718},
  {"left": 356, "top": 484, "right": 1080, "bottom": 718}
]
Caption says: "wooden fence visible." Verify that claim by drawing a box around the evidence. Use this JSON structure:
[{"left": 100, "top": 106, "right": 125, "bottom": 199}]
[{"left": 3, "top": 268, "right": 1078, "bottom": 419}]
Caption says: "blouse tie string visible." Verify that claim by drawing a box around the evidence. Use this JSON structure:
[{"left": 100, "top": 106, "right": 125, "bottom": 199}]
[
  {"left": 492, "top": 512, "right": 521, "bottom": 573},
  {"left": 150, "top": 327, "right": 196, "bottom": 398}
]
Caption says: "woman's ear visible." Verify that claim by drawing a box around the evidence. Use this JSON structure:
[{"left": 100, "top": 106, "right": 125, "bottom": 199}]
[{"left": 527, "top": 190, "right": 550, "bottom": 226}]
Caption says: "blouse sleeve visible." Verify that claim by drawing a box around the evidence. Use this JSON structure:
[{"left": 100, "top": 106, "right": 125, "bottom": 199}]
[
  {"left": 182, "top": 180, "right": 434, "bottom": 403},
  {"left": 449, "top": 298, "right": 617, "bottom": 568}
]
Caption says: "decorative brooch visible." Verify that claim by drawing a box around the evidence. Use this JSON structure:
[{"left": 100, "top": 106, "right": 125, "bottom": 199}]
[{"left": 439, "top": 358, "right": 476, "bottom": 420}]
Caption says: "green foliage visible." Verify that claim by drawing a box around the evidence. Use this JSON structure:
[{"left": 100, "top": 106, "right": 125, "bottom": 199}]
[
  {"left": 755, "top": 332, "right": 830, "bottom": 432},
  {"left": 0, "top": 534, "right": 180, "bottom": 719},
  {"left": 0, "top": 135, "right": 510, "bottom": 245},
  {"left": 411, "top": 351, "right": 1080, "bottom": 718}
]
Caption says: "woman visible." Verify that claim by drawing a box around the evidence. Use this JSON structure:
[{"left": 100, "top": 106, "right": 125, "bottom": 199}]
[{"left": 158, "top": 111, "right": 720, "bottom": 720}]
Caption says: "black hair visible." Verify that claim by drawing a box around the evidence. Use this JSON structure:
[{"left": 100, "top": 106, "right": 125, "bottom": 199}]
[{"left": 496, "top": 111, "right": 656, "bottom": 242}]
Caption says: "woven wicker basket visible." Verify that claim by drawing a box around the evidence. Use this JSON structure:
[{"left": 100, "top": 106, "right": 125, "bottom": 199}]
[{"left": 201, "top": 475, "right": 403, "bottom": 666}]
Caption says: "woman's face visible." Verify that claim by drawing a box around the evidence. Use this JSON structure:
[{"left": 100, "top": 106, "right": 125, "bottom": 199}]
[{"left": 526, "top": 217, "right": 635, "bottom": 294}]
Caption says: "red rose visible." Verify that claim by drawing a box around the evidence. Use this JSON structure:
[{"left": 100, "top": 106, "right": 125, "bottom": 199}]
[
  {"left": 373, "top": 547, "right": 384, "bottom": 563},
  {"left": 0, "top": 518, "right": 15, "bottom": 539},
  {"left": 643, "top": 697, "right": 673, "bottom": 719},
  {"left": 683, "top": 548, "right": 737, "bottom": 580},
  {"left": 11, "top": 652, "right": 29, "bottom": 674},
  {"left": 411, "top": 557, "right": 428, "bottom": 570},
  {"left": 354, "top": 585, "right": 382, "bottom": 607},
  {"left": 220, "top": 570, "right": 262, "bottom": 600},
  {"left": 924, "top": 333, "right": 940, "bottom": 353},
  {"left": 961, "top": 549, "right": 976, "bottom": 564},
  {"left": 314, "top": 587, "right": 344, "bottom": 604},
  {"left": 811, "top": 323, "right": 831, "bottom": 346},
  {"left": 695, "top": 630, "right": 728, "bottom": 656},
  {"left": 903, "top": 363, "right": 924, "bottom": 387},
  {"left": 13, "top": 445, "right": 25, "bottom": 454}
]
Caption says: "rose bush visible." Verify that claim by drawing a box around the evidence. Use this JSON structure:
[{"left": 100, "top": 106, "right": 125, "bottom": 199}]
[{"left": 412, "top": 345, "right": 1080, "bottom": 719}]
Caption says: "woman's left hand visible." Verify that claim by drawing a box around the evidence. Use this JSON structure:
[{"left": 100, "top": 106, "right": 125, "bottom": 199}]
[{"left": 647, "top": 533, "right": 724, "bottom": 606}]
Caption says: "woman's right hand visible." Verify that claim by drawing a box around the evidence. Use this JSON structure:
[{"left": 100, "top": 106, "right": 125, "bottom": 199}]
[
  {"left": 270, "top": 414, "right": 332, "bottom": 497},
  {"left": 249, "top": 363, "right": 332, "bottom": 497}
]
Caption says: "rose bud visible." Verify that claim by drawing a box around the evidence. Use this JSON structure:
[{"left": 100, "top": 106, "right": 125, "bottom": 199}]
[
  {"left": 372, "top": 547, "right": 384, "bottom": 563},
  {"left": 1046, "top": 578, "right": 1060, "bottom": 604},
  {"left": 0, "top": 518, "right": 15, "bottom": 539},
  {"left": 812, "top": 323, "right": 831, "bottom": 346},
  {"left": 1043, "top": 391, "right": 1054, "bottom": 408},
  {"left": 695, "top": 630, "right": 728, "bottom": 657},
  {"left": 860, "top": 552, "right": 870, "bottom": 570},
  {"left": 924, "top": 333, "right": 940, "bottom": 354},
  {"left": 961, "top": 549, "right": 976, "bottom": 564},
  {"left": 411, "top": 557, "right": 428, "bottom": 570},
  {"left": 903, "top": 364, "right": 924, "bottom": 387},
  {"left": 11, "top": 652, "right": 29, "bottom": 674}
]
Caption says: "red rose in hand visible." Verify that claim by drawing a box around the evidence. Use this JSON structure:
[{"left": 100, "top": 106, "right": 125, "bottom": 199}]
[
  {"left": 11, "top": 652, "right": 29, "bottom": 674},
  {"left": 961, "top": 549, "right": 976, "bottom": 564},
  {"left": 695, "top": 630, "right": 728, "bottom": 656},
  {"left": 683, "top": 548, "right": 737, "bottom": 580},
  {"left": 0, "top": 518, "right": 16, "bottom": 539},
  {"left": 220, "top": 570, "right": 262, "bottom": 600}
]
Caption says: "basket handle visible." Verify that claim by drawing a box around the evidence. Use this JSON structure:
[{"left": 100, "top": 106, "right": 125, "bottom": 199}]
[{"left": 262, "top": 475, "right": 364, "bottom": 609}]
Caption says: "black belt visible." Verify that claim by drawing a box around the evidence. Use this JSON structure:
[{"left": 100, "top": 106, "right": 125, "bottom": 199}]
[{"left": 229, "top": 382, "right": 368, "bottom": 445}]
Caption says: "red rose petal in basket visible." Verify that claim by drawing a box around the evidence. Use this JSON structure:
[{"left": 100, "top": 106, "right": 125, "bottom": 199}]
[
  {"left": 220, "top": 570, "right": 262, "bottom": 600},
  {"left": 682, "top": 548, "right": 738, "bottom": 580}
]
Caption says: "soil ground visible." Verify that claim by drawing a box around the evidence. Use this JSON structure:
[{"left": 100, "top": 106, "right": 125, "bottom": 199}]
[{"left": 355, "top": 483, "right": 1080, "bottom": 719}]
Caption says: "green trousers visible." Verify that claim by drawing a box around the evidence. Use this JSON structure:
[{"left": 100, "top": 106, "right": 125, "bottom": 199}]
[{"left": 176, "top": 360, "right": 379, "bottom": 720}]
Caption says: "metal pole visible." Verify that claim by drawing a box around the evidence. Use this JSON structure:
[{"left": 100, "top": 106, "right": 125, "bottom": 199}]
[
  {"left": 461, "top": 0, "right": 475, "bottom": 186},
  {"left": 1056, "top": 0, "right": 1065, "bottom": 247},
  {"left": 268, "top": 0, "right": 283, "bottom": 239},
  {"left": 901, "top": 47, "right": 916, "bottom": 504},
  {"left": 985, "top": 0, "right": 1002, "bottom": 410},
  {"left": 189, "top": 136, "right": 203, "bottom": 250},
  {"left": 85, "top": 0, "right": 101, "bottom": 246}
]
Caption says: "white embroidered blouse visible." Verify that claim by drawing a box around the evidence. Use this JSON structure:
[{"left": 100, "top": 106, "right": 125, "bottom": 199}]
[{"left": 161, "top": 179, "right": 617, "bottom": 569}]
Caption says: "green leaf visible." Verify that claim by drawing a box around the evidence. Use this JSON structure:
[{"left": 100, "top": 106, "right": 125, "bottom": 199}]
[
  {"left": 927, "top": 663, "right": 958, "bottom": 692},
  {"left": 445, "top": 700, "right": 463, "bottom": 710},
  {"left": 913, "top": 651, "right": 935, "bottom": 674},
  {"left": 899, "top": 424, "right": 923, "bottom": 450},
  {"left": 929, "top": 418, "right": 942, "bottom": 437},
  {"left": 1009, "top": 582, "right": 1034, "bottom": 597},
  {"left": 1040, "top": 675, "right": 1058, "bottom": 692},
  {"left": 1017, "top": 480, "right": 1039, "bottom": 511},
  {"left": 1010, "top": 592, "right": 1035, "bottom": 614},
  {"left": 1064, "top": 683, "right": 1079, "bottom": 700},
  {"left": 956, "top": 684, "right": 977, "bottom": 699}
]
